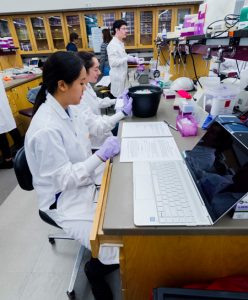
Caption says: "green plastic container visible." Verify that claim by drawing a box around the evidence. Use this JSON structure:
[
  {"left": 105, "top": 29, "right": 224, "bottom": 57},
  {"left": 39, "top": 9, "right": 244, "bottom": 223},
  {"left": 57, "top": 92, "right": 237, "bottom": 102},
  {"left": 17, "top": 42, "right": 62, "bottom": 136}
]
[{"left": 239, "top": 5, "right": 248, "bottom": 30}]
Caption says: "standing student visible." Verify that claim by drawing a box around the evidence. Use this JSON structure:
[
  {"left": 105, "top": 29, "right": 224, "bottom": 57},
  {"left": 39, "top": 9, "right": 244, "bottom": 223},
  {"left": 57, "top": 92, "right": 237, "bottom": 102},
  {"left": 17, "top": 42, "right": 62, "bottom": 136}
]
[
  {"left": 99, "top": 28, "right": 112, "bottom": 76},
  {"left": 66, "top": 32, "right": 79, "bottom": 52},
  {"left": 0, "top": 78, "right": 23, "bottom": 169},
  {"left": 77, "top": 51, "right": 132, "bottom": 148},
  {"left": 25, "top": 51, "right": 121, "bottom": 299},
  {"left": 107, "top": 19, "right": 141, "bottom": 97}
]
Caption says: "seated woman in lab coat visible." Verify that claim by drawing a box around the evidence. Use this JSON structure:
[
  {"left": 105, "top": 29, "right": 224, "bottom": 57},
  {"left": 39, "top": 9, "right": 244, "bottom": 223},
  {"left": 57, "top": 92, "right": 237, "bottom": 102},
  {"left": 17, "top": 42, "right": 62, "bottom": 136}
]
[
  {"left": 25, "top": 51, "right": 125, "bottom": 300},
  {"left": 77, "top": 51, "right": 132, "bottom": 148},
  {"left": 78, "top": 51, "right": 116, "bottom": 116}
]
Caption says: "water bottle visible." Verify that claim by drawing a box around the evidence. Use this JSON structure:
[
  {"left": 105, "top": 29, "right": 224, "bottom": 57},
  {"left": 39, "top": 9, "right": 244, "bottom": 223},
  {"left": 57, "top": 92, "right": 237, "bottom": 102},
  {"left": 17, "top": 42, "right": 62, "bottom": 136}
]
[{"left": 162, "top": 25, "right": 167, "bottom": 41}]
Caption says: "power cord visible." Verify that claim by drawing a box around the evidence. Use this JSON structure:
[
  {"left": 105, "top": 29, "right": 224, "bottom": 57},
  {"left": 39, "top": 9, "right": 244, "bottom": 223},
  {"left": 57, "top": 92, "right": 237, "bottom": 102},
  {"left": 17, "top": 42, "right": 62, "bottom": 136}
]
[
  {"left": 206, "top": 14, "right": 240, "bottom": 39},
  {"left": 189, "top": 45, "right": 202, "bottom": 88}
]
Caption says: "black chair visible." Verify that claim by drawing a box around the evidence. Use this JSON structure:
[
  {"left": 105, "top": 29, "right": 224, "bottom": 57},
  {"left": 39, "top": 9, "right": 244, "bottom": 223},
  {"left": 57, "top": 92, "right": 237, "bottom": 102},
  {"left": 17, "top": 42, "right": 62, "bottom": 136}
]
[{"left": 14, "top": 146, "right": 85, "bottom": 299}]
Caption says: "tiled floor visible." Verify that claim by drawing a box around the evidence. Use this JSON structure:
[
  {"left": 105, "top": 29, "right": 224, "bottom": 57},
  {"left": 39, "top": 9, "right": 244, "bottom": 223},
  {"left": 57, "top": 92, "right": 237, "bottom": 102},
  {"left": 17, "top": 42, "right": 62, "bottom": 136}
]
[{"left": 0, "top": 182, "right": 121, "bottom": 300}]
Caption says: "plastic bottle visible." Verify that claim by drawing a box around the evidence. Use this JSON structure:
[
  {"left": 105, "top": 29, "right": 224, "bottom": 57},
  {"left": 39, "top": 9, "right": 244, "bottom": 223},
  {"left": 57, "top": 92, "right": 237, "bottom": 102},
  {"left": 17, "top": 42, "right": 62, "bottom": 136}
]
[{"left": 162, "top": 25, "right": 167, "bottom": 41}]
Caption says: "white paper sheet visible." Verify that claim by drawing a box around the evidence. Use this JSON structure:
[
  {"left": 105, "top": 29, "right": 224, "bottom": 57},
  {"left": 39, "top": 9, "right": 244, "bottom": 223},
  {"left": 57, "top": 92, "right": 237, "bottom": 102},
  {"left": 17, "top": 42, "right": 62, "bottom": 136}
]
[
  {"left": 120, "top": 137, "right": 182, "bottom": 162},
  {"left": 121, "top": 122, "right": 172, "bottom": 138},
  {"left": 91, "top": 27, "right": 103, "bottom": 53},
  {"left": 95, "top": 76, "right": 111, "bottom": 87}
]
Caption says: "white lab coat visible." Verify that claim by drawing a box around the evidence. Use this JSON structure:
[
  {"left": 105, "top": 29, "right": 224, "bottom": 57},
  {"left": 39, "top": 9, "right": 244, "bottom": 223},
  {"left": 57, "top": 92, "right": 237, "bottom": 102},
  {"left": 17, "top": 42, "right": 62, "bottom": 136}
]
[
  {"left": 25, "top": 93, "right": 119, "bottom": 264},
  {"left": 83, "top": 83, "right": 115, "bottom": 115},
  {"left": 107, "top": 36, "right": 132, "bottom": 97},
  {"left": 79, "top": 87, "right": 124, "bottom": 148},
  {"left": 0, "top": 79, "right": 16, "bottom": 134}
]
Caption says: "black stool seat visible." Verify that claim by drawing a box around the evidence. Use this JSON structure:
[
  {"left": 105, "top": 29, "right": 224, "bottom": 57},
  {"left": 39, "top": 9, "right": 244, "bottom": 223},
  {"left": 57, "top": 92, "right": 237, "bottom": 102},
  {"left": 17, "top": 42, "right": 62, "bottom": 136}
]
[{"left": 19, "top": 108, "right": 33, "bottom": 118}]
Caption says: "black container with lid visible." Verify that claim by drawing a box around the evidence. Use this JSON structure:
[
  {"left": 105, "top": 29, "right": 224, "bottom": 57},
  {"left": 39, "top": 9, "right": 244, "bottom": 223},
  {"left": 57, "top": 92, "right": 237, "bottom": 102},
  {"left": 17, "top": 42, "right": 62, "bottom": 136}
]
[{"left": 128, "top": 85, "right": 162, "bottom": 118}]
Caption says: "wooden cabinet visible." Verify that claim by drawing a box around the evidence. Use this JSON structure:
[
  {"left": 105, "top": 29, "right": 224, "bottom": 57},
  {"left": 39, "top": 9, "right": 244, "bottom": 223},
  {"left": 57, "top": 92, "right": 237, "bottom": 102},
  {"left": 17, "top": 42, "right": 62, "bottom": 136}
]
[
  {"left": 81, "top": 11, "right": 100, "bottom": 50},
  {"left": 46, "top": 14, "right": 67, "bottom": 50},
  {"left": 176, "top": 6, "right": 194, "bottom": 26},
  {"left": 3, "top": 4, "right": 199, "bottom": 54},
  {"left": 0, "top": 17, "right": 11, "bottom": 37},
  {"left": 5, "top": 77, "right": 42, "bottom": 135},
  {"left": 138, "top": 9, "right": 155, "bottom": 48},
  {"left": 11, "top": 16, "right": 35, "bottom": 53},
  {"left": 64, "top": 13, "right": 84, "bottom": 50},
  {"left": 29, "top": 15, "right": 52, "bottom": 52},
  {"left": 100, "top": 10, "right": 117, "bottom": 28},
  {"left": 119, "top": 9, "right": 137, "bottom": 48}
]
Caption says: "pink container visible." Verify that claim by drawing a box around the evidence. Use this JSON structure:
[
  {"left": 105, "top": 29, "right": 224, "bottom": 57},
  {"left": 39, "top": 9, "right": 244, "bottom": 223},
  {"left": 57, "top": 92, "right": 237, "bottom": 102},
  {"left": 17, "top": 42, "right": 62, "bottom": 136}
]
[{"left": 176, "top": 114, "right": 198, "bottom": 137}]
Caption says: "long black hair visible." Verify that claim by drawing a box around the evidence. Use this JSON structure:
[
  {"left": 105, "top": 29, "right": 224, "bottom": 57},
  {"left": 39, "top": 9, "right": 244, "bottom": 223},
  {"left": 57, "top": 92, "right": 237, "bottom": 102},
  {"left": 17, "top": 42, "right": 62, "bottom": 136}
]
[
  {"left": 102, "top": 28, "right": 112, "bottom": 43},
  {"left": 77, "top": 51, "right": 95, "bottom": 73},
  {"left": 33, "top": 51, "right": 84, "bottom": 116}
]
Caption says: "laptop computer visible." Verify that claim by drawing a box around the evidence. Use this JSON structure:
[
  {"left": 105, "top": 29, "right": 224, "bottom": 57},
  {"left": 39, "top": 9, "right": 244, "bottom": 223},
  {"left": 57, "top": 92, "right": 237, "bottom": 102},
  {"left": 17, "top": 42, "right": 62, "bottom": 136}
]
[
  {"left": 153, "top": 287, "right": 248, "bottom": 300},
  {"left": 133, "top": 119, "right": 248, "bottom": 226}
]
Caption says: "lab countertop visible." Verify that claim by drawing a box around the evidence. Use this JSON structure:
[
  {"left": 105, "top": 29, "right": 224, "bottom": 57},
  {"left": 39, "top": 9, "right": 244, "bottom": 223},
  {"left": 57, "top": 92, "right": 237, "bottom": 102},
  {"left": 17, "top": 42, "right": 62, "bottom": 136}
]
[
  {"left": 103, "top": 99, "right": 248, "bottom": 235},
  {"left": 3, "top": 74, "right": 42, "bottom": 91}
]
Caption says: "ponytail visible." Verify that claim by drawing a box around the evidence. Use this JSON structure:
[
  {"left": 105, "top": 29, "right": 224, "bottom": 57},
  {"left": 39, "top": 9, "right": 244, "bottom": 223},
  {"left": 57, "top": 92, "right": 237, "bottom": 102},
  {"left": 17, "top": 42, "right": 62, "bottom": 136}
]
[{"left": 32, "top": 84, "right": 47, "bottom": 116}]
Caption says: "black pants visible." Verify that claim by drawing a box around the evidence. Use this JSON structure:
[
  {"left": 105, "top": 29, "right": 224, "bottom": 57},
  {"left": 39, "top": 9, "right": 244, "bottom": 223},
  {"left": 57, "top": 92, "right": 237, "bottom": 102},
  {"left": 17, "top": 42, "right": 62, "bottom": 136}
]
[{"left": 0, "top": 128, "right": 23, "bottom": 159}]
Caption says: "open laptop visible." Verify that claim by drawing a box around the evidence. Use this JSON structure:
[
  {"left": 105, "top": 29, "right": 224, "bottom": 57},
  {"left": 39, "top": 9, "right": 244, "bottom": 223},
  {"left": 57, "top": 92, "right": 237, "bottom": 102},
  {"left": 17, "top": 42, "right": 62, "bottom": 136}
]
[{"left": 133, "top": 119, "right": 248, "bottom": 226}]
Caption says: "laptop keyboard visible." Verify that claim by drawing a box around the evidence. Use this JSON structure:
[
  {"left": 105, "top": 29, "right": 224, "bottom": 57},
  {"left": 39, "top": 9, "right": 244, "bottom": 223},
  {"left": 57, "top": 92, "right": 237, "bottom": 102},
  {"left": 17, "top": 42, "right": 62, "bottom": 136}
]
[{"left": 150, "top": 161, "right": 196, "bottom": 224}]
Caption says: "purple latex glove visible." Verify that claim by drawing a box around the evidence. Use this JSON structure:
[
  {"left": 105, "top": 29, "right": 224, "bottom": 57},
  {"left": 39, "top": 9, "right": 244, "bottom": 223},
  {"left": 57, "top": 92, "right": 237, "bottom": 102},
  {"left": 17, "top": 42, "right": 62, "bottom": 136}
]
[
  {"left": 127, "top": 56, "right": 138, "bottom": 64},
  {"left": 95, "top": 136, "right": 120, "bottom": 162},
  {"left": 122, "top": 96, "right": 133, "bottom": 116}
]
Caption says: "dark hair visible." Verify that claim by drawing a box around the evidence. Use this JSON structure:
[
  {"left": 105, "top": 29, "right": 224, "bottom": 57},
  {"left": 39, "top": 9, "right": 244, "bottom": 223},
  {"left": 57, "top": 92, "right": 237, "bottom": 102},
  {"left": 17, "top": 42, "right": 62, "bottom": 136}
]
[
  {"left": 112, "top": 19, "right": 127, "bottom": 35},
  {"left": 33, "top": 51, "right": 84, "bottom": 115},
  {"left": 70, "top": 32, "right": 79, "bottom": 42},
  {"left": 102, "top": 28, "right": 112, "bottom": 43},
  {"left": 77, "top": 51, "right": 95, "bottom": 73}
]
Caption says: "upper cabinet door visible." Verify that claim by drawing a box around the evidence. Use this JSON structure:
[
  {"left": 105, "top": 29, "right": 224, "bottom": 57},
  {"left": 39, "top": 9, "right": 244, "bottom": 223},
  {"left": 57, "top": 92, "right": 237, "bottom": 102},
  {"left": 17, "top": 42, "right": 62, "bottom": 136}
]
[
  {"left": 157, "top": 9, "right": 173, "bottom": 34},
  {"left": 120, "top": 10, "right": 136, "bottom": 48},
  {"left": 47, "top": 14, "right": 66, "bottom": 50},
  {"left": 138, "top": 10, "right": 154, "bottom": 47},
  {"left": 64, "top": 14, "right": 84, "bottom": 49},
  {"left": 30, "top": 16, "right": 50, "bottom": 52},
  {"left": 0, "top": 17, "right": 11, "bottom": 37},
  {"left": 100, "top": 11, "right": 117, "bottom": 29},
  {"left": 82, "top": 12, "right": 99, "bottom": 50},
  {"left": 12, "top": 17, "right": 33, "bottom": 51},
  {"left": 176, "top": 7, "right": 192, "bottom": 26}
]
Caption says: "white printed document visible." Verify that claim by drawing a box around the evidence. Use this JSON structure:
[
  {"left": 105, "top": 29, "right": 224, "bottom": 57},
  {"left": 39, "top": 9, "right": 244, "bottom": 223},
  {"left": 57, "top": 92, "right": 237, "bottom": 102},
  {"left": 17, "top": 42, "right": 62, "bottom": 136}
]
[
  {"left": 95, "top": 76, "right": 111, "bottom": 87},
  {"left": 120, "top": 137, "right": 182, "bottom": 162},
  {"left": 122, "top": 122, "right": 172, "bottom": 138}
]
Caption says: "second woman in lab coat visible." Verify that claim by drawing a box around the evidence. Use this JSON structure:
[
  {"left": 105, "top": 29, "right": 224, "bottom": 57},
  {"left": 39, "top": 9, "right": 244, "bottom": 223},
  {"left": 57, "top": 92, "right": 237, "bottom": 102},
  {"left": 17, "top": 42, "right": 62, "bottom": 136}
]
[
  {"left": 78, "top": 51, "right": 132, "bottom": 148},
  {"left": 25, "top": 51, "right": 125, "bottom": 299}
]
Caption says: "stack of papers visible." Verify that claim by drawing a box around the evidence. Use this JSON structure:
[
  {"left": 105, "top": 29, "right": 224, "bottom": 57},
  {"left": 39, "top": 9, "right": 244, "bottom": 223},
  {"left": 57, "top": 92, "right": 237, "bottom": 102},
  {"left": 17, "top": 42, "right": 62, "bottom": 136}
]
[{"left": 120, "top": 122, "right": 182, "bottom": 162}]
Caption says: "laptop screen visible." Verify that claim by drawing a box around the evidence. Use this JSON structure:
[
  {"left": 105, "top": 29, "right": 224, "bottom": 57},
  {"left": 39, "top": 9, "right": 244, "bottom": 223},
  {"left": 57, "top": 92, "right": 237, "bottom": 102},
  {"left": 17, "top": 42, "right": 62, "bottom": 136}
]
[{"left": 185, "top": 121, "right": 248, "bottom": 223}]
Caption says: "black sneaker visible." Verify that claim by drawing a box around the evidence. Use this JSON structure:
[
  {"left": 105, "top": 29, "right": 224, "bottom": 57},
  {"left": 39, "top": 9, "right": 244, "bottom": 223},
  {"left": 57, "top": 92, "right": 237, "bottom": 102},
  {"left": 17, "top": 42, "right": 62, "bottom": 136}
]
[{"left": 0, "top": 159, "right": 13, "bottom": 169}]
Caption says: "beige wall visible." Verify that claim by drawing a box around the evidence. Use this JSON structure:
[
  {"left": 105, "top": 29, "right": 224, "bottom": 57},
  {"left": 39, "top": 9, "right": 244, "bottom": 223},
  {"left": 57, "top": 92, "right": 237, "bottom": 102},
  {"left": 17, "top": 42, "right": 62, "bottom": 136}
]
[{"left": 0, "top": 0, "right": 202, "bottom": 14}]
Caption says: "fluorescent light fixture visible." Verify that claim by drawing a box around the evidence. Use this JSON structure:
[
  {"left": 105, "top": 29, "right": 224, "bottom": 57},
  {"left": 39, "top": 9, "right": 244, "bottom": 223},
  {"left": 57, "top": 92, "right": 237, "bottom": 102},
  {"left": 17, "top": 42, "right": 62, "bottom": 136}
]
[{"left": 158, "top": 10, "right": 169, "bottom": 18}]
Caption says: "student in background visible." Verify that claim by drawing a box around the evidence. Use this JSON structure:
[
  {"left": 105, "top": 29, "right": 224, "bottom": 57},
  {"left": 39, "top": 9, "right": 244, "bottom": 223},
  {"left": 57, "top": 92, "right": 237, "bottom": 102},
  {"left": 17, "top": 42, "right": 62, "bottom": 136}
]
[
  {"left": 107, "top": 19, "right": 142, "bottom": 97},
  {"left": 0, "top": 78, "right": 23, "bottom": 169},
  {"left": 99, "top": 28, "right": 112, "bottom": 76},
  {"left": 77, "top": 51, "right": 132, "bottom": 148},
  {"left": 66, "top": 32, "right": 79, "bottom": 52},
  {"left": 25, "top": 51, "right": 121, "bottom": 299}
]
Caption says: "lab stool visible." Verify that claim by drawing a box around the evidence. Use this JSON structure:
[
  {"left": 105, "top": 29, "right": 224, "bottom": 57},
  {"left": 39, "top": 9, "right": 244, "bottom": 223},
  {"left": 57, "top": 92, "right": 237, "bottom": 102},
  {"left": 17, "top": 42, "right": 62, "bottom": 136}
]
[
  {"left": 14, "top": 146, "right": 85, "bottom": 300},
  {"left": 39, "top": 210, "right": 85, "bottom": 299}
]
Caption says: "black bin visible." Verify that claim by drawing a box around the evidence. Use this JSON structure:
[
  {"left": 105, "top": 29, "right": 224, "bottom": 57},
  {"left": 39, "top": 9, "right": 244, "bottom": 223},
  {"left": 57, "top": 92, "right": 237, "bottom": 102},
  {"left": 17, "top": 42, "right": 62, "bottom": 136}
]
[{"left": 128, "top": 85, "right": 162, "bottom": 118}]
